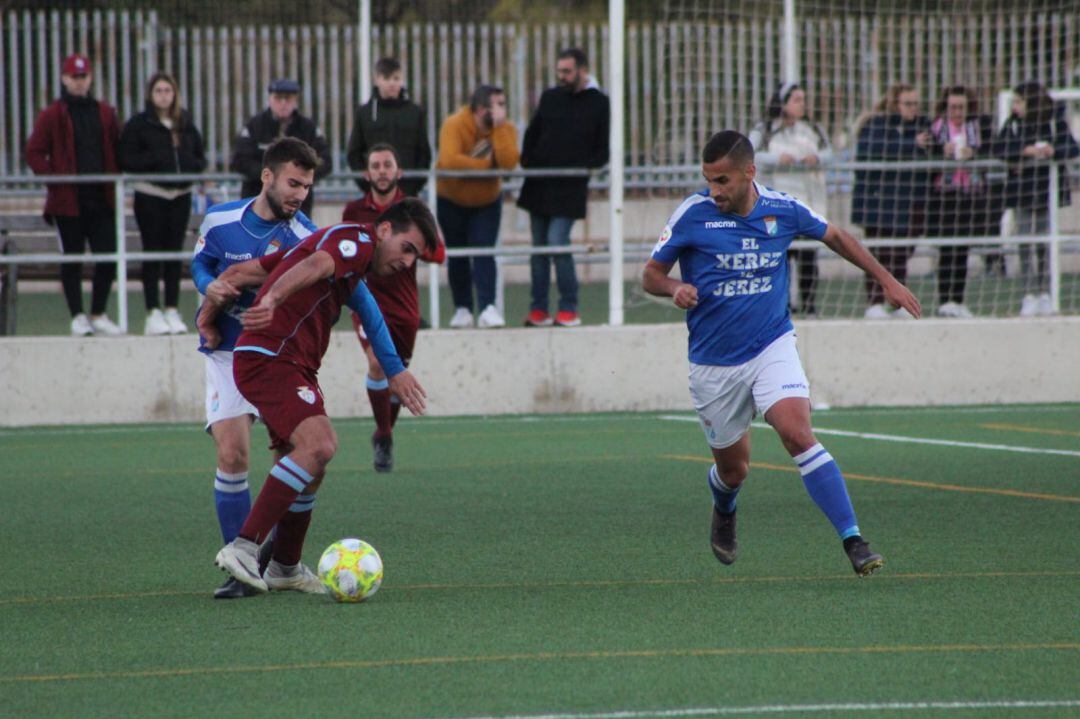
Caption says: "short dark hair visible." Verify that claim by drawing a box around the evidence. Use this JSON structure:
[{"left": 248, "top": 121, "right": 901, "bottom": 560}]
[
  {"left": 365, "top": 142, "right": 402, "bottom": 168},
  {"left": 469, "top": 85, "right": 504, "bottom": 112},
  {"left": 375, "top": 197, "right": 440, "bottom": 255},
  {"left": 262, "top": 137, "right": 320, "bottom": 173},
  {"left": 702, "top": 130, "right": 755, "bottom": 166},
  {"left": 374, "top": 57, "right": 401, "bottom": 77},
  {"left": 557, "top": 48, "right": 588, "bottom": 68},
  {"left": 935, "top": 85, "right": 978, "bottom": 118}
]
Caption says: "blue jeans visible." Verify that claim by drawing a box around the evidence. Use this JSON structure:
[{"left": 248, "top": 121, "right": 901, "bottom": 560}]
[
  {"left": 437, "top": 197, "right": 501, "bottom": 311},
  {"left": 529, "top": 213, "right": 578, "bottom": 312}
]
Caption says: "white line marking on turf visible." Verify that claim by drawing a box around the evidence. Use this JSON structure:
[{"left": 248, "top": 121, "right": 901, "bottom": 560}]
[
  {"left": 434, "top": 699, "right": 1080, "bottom": 719},
  {"left": 658, "top": 416, "right": 1080, "bottom": 458}
]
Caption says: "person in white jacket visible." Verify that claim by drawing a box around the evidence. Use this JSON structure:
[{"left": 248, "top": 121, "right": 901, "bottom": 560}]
[{"left": 749, "top": 83, "right": 832, "bottom": 315}]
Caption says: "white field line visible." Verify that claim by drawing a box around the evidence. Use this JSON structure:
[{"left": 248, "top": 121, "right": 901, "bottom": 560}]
[
  {"left": 433, "top": 699, "right": 1080, "bottom": 719},
  {"left": 1, "top": 405, "right": 1075, "bottom": 439},
  {"left": 658, "top": 416, "right": 1080, "bottom": 459}
]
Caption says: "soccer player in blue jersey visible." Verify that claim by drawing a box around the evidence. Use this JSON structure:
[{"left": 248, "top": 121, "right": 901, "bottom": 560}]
[
  {"left": 190, "top": 138, "right": 320, "bottom": 598},
  {"left": 643, "top": 130, "right": 922, "bottom": 576}
]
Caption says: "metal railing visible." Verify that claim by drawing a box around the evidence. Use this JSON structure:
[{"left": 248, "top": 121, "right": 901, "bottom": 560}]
[{"left": 1, "top": 159, "right": 1077, "bottom": 332}]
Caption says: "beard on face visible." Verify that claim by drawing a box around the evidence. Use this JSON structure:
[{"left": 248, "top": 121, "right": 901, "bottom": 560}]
[
  {"left": 265, "top": 184, "right": 298, "bottom": 220},
  {"left": 371, "top": 175, "right": 399, "bottom": 195}
]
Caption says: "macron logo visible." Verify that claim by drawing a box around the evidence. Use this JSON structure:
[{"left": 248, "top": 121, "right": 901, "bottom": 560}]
[{"left": 705, "top": 220, "right": 737, "bottom": 229}]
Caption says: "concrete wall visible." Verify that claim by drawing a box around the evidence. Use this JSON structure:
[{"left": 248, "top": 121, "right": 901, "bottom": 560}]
[{"left": 2, "top": 317, "right": 1078, "bottom": 427}]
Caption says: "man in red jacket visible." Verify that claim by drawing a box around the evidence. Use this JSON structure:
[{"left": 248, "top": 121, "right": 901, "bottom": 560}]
[
  {"left": 26, "top": 53, "right": 123, "bottom": 337},
  {"left": 343, "top": 143, "right": 445, "bottom": 472}
]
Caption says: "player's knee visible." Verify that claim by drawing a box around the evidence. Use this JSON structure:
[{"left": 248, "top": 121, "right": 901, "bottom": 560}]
[
  {"left": 717, "top": 460, "right": 749, "bottom": 487},
  {"left": 309, "top": 436, "right": 338, "bottom": 467},
  {"left": 216, "top": 444, "right": 249, "bottom": 474},
  {"left": 779, "top": 428, "right": 817, "bottom": 455}
]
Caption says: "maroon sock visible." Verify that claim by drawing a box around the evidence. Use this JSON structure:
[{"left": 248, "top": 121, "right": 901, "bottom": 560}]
[
  {"left": 390, "top": 399, "right": 402, "bottom": 428},
  {"left": 368, "top": 386, "right": 393, "bottom": 439},
  {"left": 272, "top": 505, "right": 314, "bottom": 566},
  {"left": 238, "top": 459, "right": 310, "bottom": 544}
]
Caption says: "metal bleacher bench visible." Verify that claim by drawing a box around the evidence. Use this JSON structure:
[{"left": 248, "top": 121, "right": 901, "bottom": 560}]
[{"left": 0, "top": 213, "right": 201, "bottom": 335}]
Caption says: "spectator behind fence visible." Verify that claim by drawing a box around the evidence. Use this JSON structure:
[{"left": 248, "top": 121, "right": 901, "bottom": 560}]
[
  {"left": 25, "top": 53, "right": 124, "bottom": 337},
  {"left": 231, "top": 78, "right": 331, "bottom": 217},
  {"left": 517, "top": 48, "right": 610, "bottom": 329},
  {"left": 749, "top": 83, "right": 832, "bottom": 316},
  {"left": 995, "top": 81, "right": 1080, "bottom": 317},
  {"left": 852, "top": 83, "right": 932, "bottom": 319},
  {"left": 436, "top": 84, "right": 520, "bottom": 329},
  {"left": 118, "top": 72, "right": 207, "bottom": 336},
  {"left": 346, "top": 57, "right": 433, "bottom": 198},
  {"left": 926, "top": 85, "right": 995, "bottom": 318}
]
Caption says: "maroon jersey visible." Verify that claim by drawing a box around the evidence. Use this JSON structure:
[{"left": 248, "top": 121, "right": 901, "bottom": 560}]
[
  {"left": 343, "top": 189, "right": 445, "bottom": 329},
  {"left": 235, "top": 224, "right": 374, "bottom": 372}
]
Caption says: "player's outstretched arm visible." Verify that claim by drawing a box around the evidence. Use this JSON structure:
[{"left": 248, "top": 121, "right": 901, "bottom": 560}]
[
  {"left": 242, "top": 251, "right": 336, "bottom": 331},
  {"left": 820, "top": 225, "right": 922, "bottom": 318},
  {"left": 643, "top": 259, "right": 698, "bottom": 309}
]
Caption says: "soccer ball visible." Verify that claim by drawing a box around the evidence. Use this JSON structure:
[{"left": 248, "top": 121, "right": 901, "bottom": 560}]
[{"left": 317, "top": 538, "right": 383, "bottom": 603}]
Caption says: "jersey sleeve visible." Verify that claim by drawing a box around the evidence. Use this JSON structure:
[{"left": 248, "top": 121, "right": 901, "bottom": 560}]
[
  {"left": 318, "top": 229, "right": 375, "bottom": 280},
  {"left": 346, "top": 282, "right": 407, "bottom": 377},
  {"left": 650, "top": 208, "right": 692, "bottom": 264},
  {"left": 792, "top": 199, "right": 828, "bottom": 240},
  {"left": 190, "top": 231, "right": 221, "bottom": 294}
]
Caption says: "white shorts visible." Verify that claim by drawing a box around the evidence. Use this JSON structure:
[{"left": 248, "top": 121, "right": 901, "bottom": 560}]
[
  {"left": 204, "top": 351, "right": 259, "bottom": 431},
  {"left": 688, "top": 331, "right": 810, "bottom": 449}
]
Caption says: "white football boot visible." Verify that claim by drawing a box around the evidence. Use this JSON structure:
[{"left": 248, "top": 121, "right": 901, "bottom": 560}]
[
  {"left": 214, "top": 538, "right": 268, "bottom": 593},
  {"left": 264, "top": 560, "right": 326, "bottom": 594}
]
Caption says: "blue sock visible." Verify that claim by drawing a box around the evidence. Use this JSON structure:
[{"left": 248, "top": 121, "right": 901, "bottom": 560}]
[
  {"left": 214, "top": 469, "right": 251, "bottom": 544},
  {"left": 794, "top": 443, "right": 860, "bottom": 539},
  {"left": 708, "top": 464, "right": 740, "bottom": 514}
]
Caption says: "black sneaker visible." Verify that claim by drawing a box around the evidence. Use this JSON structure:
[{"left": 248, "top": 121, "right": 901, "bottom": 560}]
[
  {"left": 844, "top": 536, "right": 884, "bottom": 577},
  {"left": 372, "top": 434, "right": 393, "bottom": 473},
  {"left": 213, "top": 576, "right": 260, "bottom": 599},
  {"left": 710, "top": 507, "right": 738, "bottom": 565}
]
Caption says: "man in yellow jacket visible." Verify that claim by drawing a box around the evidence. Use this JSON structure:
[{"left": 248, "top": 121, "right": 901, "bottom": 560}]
[{"left": 436, "top": 85, "right": 520, "bottom": 328}]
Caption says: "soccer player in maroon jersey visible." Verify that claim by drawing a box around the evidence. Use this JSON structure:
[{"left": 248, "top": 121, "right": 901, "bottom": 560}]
[
  {"left": 199, "top": 198, "right": 440, "bottom": 594},
  {"left": 343, "top": 143, "right": 446, "bottom": 472}
]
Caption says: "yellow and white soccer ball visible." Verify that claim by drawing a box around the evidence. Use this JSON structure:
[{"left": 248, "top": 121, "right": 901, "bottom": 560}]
[{"left": 317, "top": 538, "right": 383, "bottom": 603}]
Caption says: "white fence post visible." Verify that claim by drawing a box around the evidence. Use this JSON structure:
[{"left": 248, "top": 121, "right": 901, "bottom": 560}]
[
  {"left": 115, "top": 176, "right": 129, "bottom": 333},
  {"left": 1048, "top": 162, "right": 1061, "bottom": 314},
  {"left": 607, "top": 0, "right": 625, "bottom": 326}
]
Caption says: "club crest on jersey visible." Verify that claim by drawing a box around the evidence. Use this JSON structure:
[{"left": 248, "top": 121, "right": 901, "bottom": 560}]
[
  {"left": 194, "top": 236, "right": 206, "bottom": 255},
  {"left": 297, "top": 386, "right": 316, "bottom": 405},
  {"left": 263, "top": 239, "right": 282, "bottom": 255},
  {"left": 764, "top": 216, "right": 778, "bottom": 235},
  {"left": 338, "top": 239, "right": 358, "bottom": 258}
]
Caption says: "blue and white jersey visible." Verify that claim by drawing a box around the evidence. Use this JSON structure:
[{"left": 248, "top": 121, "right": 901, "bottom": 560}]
[
  {"left": 191, "top": 197, "right": 318, "bottom": 354},
  {"left": 651, "top": 182, "right": 828, "bottom": 366}
]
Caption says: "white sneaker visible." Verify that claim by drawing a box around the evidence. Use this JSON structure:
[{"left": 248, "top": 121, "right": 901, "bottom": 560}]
[
  {"left": 89, "top": 315, "right": 124, "bottom": 336},
  {"left": 952, "top": 303, "right": 974, "bottom": 318},
  {"left": 936, "top": 301, "right": 960, "bottom": 318},
  {"left": 891, "top": 306, "right": 914, "bottom": 320},
  {"left": 1037, "top": 293, "right": 1054, "bottom": 316},
  {"left": 264, "top": 560, "right": 326, "bottom": 594},
  {"left": 477, "top": 304, "right": 506, "bottom": 329},
  {"left": 70, "top": 313, "right": 93, "bottom": 336},
  {"left": 214, "top": 538, "right": 268, "bottom": 593},
  {"left": 163, "top": 307, "right": 188, "bottom": 334},
  {"left": 449, "top": 307, "right": 474, "bottom": 329},
  {"left": 863, "top": 303, "right": 891, "bottom": 319},
  {"left": 1019, "top": 294, "right": 1039, "bottom": 317},
  {"left": 144, "top": 308, "right": 170, "bottom": 335}
]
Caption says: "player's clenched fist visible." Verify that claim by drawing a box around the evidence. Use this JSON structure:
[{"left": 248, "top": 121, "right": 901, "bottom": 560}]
[
  {"left": 673, "top": 283, "right": 699, "bottom": 309},
  {"left": 241, "top": 297, "right": 276, "bottom": 330},
  {"left": 388, "top": 371, "right": 427, "bottom": 416}
]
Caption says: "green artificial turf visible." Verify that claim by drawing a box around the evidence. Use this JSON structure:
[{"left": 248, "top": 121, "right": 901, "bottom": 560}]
[{"left": 1, "top": 406, "right": 1078, "bottom": 718}]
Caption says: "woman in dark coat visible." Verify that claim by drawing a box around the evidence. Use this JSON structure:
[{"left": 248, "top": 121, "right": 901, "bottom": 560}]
[
  {"left": 995, "top": 81, "right": 1080, "bottom": 316},
  {"left": 118, "top": 72, "right": 206, "bottom": 335},
  {"left": 852, "top": 83, "right": 931, "bottom": 318}
]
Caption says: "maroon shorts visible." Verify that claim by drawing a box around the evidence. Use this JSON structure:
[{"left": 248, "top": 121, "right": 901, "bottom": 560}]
[
  {"left": 233, "top": 351, "right": 326, "bottom": 452},
  {"left": 351, "top": 313, "right": 417, "bottom": 368}
]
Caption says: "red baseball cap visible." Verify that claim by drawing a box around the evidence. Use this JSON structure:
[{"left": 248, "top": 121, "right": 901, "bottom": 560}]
[{"left": 62, "top": 54, "right": 91, "bottom": 76}]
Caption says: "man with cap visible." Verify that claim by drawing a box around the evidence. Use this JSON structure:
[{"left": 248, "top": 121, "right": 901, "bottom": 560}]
[
  {"left": 26, "top": 53, "right": 124, "bottom": 337},
  {"left": 231, "top": 78, "right": 331, "bottom": 217}
]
